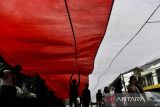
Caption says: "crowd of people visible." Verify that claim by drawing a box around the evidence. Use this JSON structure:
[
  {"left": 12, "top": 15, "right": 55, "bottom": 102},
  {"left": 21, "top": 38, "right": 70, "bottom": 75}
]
[
  {"left": 0, "top": 55, "right": 154, "bottom": 107},
  {"left": 94, "top": 76, "right": 154, "bottom": 107},
  {"left": 69, "top": 73, "right": 91, "bottom": 107},
  {"left": 69, "top": 74, "right": 151, "bottom": 107},
  {"left": 0, "top": 55, "right": 65, "bottom": 107},
  {"left": 0, "top": 55, "right": 92, "bottom": 107}
]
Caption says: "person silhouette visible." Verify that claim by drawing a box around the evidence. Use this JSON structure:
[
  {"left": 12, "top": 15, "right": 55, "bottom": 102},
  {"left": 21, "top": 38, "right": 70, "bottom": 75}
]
[
  {"left": 103, "top": 87, "right": 111, "bottom": 107},
  {"left": 34, "top": 75, "right": 48, "bottom": 106},
  {"left": 0, "top": 64, "right": 16, "bottom": 107},
  {"left": 96, "top": 89, "right": 102, "bottom": 107},
  {"left": 114, "top": 78, "right": 124, "bottom": 107},
  {"left": 69, "top": 73, "right": 80, "bottom": 107},
  {"left": 127, "top": 75, "right": 145, "bottom": 106},
  {"left": 12, "top": 65, "right": 25, "bottom": 87},
  {"left": 82, "top": 83, "right": 91, "bottom": 107}
]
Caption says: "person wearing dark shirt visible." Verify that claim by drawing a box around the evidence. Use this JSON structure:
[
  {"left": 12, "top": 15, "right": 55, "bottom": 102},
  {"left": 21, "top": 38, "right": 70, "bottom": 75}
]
[
  {"left": 69, "top": 73, "right": 80, "bottom": 107},
  {"left": 96, "top": 89, "right": 102, "bottom": 107},
  {"left": 82, "top": 83, "right": 91, "bottom": 107},
  {"left": 0, "top": 56, "right": 16, "bottom": 107},
  {"left": 12, "top": 65, "right": 25, "bottom": 87},
  {"left": 114, "top": 78, "right": 124, "bottom": 107},
  {"left": 34, "top": 75, "right": 48, "bottom": 106}
]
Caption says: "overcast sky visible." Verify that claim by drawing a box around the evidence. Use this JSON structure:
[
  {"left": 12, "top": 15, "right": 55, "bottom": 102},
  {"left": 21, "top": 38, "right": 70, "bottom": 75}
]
[{"left": 89, "top": 0, "right": 160, "bottom": 101}]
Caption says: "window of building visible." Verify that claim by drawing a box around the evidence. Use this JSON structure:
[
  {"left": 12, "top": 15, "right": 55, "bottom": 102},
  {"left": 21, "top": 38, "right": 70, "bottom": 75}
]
[
  {"left": 156, "top": 68, "right": 160, "bottom": 84},
  {"left": 146, "top": 73, "right": 154, "bottom": 86}
]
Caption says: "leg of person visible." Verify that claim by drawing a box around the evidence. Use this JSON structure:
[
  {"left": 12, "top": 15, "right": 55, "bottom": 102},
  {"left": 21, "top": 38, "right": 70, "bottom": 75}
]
[
  {"left": 82, "top": 102, "right": 84, "bottom": 107},
  {"left": 74, "top": 99, "right": 78, "bottom": 107},
  {"left": 87, "top": 103, "right": 90, "bottom": 107},
  {"left": 99, "top": 102, "right": 101, "bottom": 107},
  {"left": 83, "top": 103, "right": 86, "bottom": 107},
  {"left": 70, "top": 98, "right": 73, "bottom": 107},
  {"left": 84, "top": 102, "right": 89, "bottom": 107},
  {"left": 100, "top": 101, "right": 102, "bottom": 107},
  {"left": 97, "top": 102, "right": 99, "bottom": 107},
  {"left": 98, "top": 102, "right": 101, "bottom": 107}
]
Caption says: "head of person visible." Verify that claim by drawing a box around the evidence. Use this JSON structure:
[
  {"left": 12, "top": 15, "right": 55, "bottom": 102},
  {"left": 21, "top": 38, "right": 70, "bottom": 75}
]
[
  {"left": 104, "top": 87, "right": 110, "bottom": 93},
  {"left": 72, "top": 79, "right": 76, "bottom": 85},
  {"left": 129, "top": 75, "right": 137, "bottom": 85},
  {"left": 13, "top": 64, "right": 22, "bottom": 74},
  {"left": 85, "top": 83, "right": 89, "bottom": 89},
  {"left": 34, "top": 74, "right": 44, "bottom": 84},
  {"left": 98, "top": 89, "right": 101, "bottom": 93}
]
